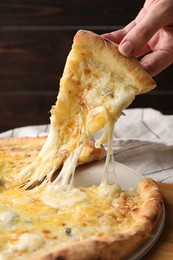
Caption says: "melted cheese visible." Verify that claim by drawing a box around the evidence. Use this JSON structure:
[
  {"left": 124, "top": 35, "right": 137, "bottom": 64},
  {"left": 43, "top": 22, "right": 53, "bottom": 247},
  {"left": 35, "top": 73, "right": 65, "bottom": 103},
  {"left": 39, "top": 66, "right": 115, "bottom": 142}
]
[
  {"left": 0, "top": 210, "right": 17, "bottom": 225},
  {"left": 40, "top": 186, "right": 87, "bottom": 208},
  {"left": 13, "top": 233, "right": 45, "bottom": 252}
]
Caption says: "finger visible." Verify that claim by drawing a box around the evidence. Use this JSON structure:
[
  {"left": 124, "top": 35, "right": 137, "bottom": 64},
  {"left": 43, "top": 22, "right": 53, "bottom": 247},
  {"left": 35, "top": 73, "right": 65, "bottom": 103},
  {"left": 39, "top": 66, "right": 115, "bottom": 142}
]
[
  {"left": 103, "top": 29, "right": 126, "bottom": 44},
  {"left": 119, "top": 10, "right": 165, "bottom": 57},
  {"left": 140, "top": 50, "right": 173, "bottom": 77},
  {"left": 134, "top": 44, "right": 151, "bottom": 58},
  {"left": 102, "top": 20, "right": 136, "bottom": 44},
  {"left": 123, "top": 20, "right": 136, "bottom": 32}
]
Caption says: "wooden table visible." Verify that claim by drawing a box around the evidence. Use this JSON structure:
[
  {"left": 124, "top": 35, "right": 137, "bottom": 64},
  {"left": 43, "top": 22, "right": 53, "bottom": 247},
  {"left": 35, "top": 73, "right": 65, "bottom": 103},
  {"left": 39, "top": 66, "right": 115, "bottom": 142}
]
[{"left": 141, "top": 182, "right": 173, "bottom": 259}]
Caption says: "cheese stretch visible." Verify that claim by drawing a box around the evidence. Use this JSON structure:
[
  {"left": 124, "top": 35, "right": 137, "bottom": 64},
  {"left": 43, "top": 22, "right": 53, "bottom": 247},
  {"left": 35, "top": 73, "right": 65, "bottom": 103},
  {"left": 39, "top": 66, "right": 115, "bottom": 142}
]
[
  {"left": 17, "top": 33, "right": 137, "bottom": 191},
  {"left": 16, "top": 29, "right": 155, "bottom": 192}
]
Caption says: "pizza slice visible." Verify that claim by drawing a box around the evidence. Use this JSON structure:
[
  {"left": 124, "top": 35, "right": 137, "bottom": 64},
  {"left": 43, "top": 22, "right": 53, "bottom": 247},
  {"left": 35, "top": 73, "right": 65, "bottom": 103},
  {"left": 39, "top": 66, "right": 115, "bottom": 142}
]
[{"left": 17, "top": 30, "right": 156, "bottom": 189}]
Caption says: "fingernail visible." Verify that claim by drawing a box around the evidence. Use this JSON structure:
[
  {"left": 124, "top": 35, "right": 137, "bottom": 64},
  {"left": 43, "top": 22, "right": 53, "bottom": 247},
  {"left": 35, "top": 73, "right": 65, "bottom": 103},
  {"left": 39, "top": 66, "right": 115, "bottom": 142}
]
[{"left": 119, "top": 41, "right": 134, "bottom": 57}]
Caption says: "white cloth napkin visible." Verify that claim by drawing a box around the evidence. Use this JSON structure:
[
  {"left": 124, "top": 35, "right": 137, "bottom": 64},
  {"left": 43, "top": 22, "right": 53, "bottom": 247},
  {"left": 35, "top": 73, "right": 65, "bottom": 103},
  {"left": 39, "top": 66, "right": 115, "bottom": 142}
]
[{"left": 1, "top": 108, "right": 173, "bottom": 183}]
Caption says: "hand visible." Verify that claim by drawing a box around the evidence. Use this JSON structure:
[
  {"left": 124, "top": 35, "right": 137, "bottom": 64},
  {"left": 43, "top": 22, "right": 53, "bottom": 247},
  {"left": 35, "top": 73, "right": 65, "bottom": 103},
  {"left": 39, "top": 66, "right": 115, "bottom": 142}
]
[{"left": 103, "top": 0, "right": 173, "bottom": 76}]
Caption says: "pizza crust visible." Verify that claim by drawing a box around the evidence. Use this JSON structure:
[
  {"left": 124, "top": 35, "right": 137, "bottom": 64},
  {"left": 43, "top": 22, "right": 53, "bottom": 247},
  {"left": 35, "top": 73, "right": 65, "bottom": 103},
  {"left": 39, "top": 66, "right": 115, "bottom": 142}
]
[
  {"left": 73, "top": 30, "right": 156, "bottom": 94},
  {"left": 32, "top": 178, "right": 163, "bottom": 260}
]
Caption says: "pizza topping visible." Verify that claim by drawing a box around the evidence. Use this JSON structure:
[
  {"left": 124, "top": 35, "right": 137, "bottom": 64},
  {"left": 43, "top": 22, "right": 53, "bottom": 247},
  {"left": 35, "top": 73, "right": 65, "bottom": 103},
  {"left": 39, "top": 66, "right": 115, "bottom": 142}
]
[
  {"left": 0, "top": 180, "right": 4, "bottom": 187},
  {"left": 12, "top": 233, "right": 45, "bottom": 252},
  {"left": 0, "top": 210, "right": 18, "bottom": 226},
  {"left": 96, "top": 183, "right": 121, "bottom": 199},
  {"left": 40, "top": 185, "right": 87, "bottom": 208},
  {"left": 65, "top": 228, "right": 72, "bottom": 236}
]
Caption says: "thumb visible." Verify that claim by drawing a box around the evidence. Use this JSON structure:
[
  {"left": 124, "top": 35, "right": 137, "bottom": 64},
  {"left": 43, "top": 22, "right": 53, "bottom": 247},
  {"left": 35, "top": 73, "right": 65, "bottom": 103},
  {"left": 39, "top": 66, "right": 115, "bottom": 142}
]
[{"left": 119, "top": 10, "right": 164, "bottom": 57}]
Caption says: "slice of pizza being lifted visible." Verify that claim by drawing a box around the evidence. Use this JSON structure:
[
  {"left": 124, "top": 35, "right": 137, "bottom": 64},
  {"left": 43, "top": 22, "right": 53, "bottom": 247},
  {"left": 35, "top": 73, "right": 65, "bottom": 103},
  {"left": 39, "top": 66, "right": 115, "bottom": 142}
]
[{"left": 17, "top": 30, "right": 156, "bottom": 190}]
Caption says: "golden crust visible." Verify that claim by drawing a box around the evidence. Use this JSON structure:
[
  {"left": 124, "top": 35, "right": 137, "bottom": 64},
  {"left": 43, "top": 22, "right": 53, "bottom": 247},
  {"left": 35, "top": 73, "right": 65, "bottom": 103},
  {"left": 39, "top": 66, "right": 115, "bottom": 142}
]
[
  {"left": 31, "top": 179, "right": 163, "bottom": 260},
  {"left": 73, "top": 30, "right": 156, "bottom": 94}
]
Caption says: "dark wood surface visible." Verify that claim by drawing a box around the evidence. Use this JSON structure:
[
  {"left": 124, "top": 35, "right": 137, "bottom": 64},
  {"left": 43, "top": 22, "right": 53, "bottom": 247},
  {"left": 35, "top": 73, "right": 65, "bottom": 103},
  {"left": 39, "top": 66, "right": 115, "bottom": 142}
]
[
  {"left": 0, "top": 0, "right": 145, "bottom": 26},
  {"left": 0, "top": 0, "right": 173, "bottom": 133}
]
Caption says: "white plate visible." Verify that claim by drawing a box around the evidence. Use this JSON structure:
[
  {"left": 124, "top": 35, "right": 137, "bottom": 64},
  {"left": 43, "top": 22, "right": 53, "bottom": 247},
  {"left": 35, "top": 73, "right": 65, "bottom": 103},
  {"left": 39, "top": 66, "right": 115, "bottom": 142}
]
[
  {"left": 74, "top": 160, "right": 143, "bottom": 190},
  {"left": 74, "top": 160, "right": 165, "bottom": 260}
]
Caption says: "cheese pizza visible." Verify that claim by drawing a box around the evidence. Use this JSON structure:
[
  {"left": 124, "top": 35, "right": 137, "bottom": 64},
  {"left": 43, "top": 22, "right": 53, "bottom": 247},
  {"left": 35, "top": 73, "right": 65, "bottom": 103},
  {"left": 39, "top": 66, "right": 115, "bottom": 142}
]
[{"left": 0, "top": 30, "right": 163, "bottom": 260}]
